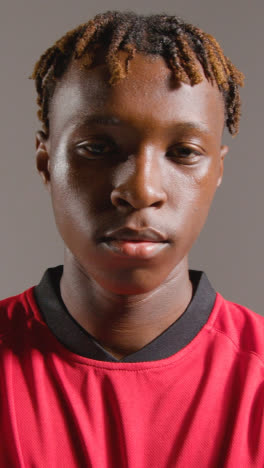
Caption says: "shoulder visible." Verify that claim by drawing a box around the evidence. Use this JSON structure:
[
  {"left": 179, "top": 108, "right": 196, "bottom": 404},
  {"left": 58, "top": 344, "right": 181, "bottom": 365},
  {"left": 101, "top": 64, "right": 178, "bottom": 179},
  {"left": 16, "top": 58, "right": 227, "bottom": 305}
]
[
  {"left": 0, "top": 287, "right": 43, "bottom": 340},
  {"left": 208, "top": 293, "right": 264, "bottom": 366}
]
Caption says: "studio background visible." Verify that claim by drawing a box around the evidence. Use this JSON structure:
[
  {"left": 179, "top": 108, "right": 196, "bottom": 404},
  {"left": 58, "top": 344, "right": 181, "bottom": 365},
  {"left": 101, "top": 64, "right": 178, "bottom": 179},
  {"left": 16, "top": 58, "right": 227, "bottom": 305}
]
[{"left": 1, "top": 0, "right": 263, "bottom": 316}]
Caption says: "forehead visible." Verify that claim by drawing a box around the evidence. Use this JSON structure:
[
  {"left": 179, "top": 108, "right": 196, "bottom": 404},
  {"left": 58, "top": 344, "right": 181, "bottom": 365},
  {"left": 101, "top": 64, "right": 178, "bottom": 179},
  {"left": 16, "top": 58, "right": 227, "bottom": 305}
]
[{"left": 49, "top": 51, "right": 225, "bottom": 139}]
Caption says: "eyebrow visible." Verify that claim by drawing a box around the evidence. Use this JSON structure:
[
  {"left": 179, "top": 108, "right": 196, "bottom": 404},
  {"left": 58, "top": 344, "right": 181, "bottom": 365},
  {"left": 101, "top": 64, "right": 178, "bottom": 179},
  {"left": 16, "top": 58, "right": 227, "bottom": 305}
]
[
  {"left": 76, "top": 114, "right": 211, "bottom": 135},
  {"left": 79, "top": 114, "right": 122, "bottom": 126}
]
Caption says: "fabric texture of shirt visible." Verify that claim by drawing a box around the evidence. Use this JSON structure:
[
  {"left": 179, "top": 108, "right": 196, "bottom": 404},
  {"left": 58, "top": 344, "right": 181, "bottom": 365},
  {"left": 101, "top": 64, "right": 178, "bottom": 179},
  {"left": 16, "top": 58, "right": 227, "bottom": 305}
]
[{"left": 0, "top": 265, "right": 264, "bottom": 467}]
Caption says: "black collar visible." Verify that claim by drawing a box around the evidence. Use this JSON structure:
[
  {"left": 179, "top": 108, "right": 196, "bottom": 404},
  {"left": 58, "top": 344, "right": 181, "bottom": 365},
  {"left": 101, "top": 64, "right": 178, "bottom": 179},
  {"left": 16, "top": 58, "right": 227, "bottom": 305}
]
[{"left": 33, "top": 266, "right": 216, "bottom": 363}]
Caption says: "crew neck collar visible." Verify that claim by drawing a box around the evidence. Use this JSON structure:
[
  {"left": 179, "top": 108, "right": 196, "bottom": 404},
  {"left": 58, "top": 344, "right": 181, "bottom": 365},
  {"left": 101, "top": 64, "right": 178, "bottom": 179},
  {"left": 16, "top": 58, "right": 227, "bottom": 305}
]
[{"left": 33, "top": 266, "right": 216, "bottom": 363}]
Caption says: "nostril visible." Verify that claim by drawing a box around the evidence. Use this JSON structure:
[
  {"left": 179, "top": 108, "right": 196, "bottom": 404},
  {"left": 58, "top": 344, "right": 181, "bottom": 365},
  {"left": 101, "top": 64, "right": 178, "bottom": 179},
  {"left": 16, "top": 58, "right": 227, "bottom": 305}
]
[
  {"left": 111, "top": 181, "right": 167, "bottom": 210},
  {"left": 119, "top": 198, "right": 130, "bottom": 206},
  {"left": 116, "top": 198, "right": 131, "bottom": 207}
]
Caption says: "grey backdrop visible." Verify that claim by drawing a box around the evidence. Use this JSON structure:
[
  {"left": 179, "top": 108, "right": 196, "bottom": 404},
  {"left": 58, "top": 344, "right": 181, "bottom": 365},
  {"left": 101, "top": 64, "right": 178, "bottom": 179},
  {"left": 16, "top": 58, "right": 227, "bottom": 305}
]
[{"left": 1, "top": 0, "right": 263, "bottom": 316}]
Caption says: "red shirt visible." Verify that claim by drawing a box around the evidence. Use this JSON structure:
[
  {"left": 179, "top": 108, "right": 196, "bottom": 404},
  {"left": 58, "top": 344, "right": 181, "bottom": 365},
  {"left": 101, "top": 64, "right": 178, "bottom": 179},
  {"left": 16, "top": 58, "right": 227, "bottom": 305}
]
[{"left": 0, "top": 268, "right": 263, "bottom": 467}]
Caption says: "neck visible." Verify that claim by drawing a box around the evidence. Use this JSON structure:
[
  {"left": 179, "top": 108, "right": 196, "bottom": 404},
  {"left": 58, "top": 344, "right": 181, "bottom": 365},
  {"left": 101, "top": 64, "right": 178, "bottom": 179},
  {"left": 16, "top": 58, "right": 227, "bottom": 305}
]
[{"left": 60, "top": 253, "right": 193, "bottom": 360}]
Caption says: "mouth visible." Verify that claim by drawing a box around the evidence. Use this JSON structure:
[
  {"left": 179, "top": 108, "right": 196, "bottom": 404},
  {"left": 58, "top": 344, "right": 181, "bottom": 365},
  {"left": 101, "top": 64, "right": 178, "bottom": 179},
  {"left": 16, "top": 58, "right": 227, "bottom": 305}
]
[{"left": 100, "top": 227, "right": 169, "bottom": 259}]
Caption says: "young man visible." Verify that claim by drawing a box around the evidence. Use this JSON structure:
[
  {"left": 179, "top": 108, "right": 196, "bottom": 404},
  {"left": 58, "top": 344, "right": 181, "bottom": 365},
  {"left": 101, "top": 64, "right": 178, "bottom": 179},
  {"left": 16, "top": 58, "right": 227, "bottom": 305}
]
[{"left": 0, "top": 10, "right": 263, "bottom": 467}]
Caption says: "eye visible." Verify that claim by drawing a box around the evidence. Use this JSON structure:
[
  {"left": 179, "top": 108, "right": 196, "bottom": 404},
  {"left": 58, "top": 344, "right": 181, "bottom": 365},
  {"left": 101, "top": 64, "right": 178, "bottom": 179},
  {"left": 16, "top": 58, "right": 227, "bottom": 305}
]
[
  {"left": 167, "top": 145, "right": 202, "bottom": 163},
  {"left": 76, "top": 140, "right": 116, "bottom": 158}
]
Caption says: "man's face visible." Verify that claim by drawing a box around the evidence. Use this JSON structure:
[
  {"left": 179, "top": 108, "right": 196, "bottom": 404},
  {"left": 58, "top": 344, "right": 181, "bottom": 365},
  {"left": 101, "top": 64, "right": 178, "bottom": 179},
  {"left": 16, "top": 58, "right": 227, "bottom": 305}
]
[{"left": 36, "top": 52, "right": 228, "bottom": 295}]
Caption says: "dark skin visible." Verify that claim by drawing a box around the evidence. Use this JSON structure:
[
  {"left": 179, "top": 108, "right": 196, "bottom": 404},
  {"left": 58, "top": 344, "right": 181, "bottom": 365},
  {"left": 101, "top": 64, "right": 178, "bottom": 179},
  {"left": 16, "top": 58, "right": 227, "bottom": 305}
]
[{"left": 36, "top": 52, "right": 228, "bottom": 359}]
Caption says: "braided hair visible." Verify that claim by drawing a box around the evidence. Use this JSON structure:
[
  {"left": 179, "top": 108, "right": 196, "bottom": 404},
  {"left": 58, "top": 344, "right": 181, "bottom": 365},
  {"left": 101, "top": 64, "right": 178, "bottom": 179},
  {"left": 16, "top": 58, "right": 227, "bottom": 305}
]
[{"left": 31, "top": 11, "right": 244, "bottom": 136}]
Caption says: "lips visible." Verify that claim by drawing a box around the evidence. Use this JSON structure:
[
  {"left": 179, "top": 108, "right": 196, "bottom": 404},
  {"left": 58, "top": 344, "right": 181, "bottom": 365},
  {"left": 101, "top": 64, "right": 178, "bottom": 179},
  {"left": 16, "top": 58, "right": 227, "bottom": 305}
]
[
  {"left": 100, "top": 227, "right": 168, "bottom": 259},
  {"left": 102, "top": 227, "right": 167, "bottom": 243}
]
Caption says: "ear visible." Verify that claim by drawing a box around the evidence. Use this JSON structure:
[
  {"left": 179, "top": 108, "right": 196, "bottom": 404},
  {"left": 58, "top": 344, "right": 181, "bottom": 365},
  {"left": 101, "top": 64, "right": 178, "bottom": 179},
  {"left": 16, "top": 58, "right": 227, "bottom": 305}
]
[
  {"left": 217, "top": 144, "right": 229, "bottom": 188},
  {"left": 36, "top": 131, "right": 51, "bottom": 191}
]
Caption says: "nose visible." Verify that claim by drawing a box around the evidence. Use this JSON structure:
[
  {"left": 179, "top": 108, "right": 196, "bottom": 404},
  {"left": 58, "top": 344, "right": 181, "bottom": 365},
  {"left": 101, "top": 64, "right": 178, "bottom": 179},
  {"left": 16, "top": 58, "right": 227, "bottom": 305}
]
[{"left": 110, "top": 147, "right": 167, "bottom": 211}]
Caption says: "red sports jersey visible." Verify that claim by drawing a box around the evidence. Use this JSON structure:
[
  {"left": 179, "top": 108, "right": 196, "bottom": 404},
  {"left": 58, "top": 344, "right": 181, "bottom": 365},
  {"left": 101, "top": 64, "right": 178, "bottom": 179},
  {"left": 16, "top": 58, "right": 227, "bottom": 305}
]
[{"left": 0, "top": 277, "right": 264, "bottom": 467}]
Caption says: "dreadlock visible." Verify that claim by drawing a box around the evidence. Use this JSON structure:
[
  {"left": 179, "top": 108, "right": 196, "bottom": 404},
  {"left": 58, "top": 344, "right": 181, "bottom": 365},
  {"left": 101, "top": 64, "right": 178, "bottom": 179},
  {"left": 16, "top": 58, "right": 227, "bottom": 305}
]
[{"left": 31, "top": 10, "right": 244, "bottom": 136}]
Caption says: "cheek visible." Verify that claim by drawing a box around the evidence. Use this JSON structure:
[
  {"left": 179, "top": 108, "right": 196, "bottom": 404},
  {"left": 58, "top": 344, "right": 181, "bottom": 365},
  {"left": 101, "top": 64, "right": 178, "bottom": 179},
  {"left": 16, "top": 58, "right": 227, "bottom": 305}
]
[
  {"left": 168, "top": 161, "right": 219, "bottom": 242},
  {"left": 49, "top": 158, "right": 113, "bottom": 243},
  {"left": 194, "top": 158, "right": 220, "bottom": 204},
  {"left": 190, "top": 166, "right": 219, "bottom": 211},
  {"left": 49, "top": 158, "right": 89, "bottom": 236},
  {"left": 170, "top": 159, "right": 218, "bottom": 206}
]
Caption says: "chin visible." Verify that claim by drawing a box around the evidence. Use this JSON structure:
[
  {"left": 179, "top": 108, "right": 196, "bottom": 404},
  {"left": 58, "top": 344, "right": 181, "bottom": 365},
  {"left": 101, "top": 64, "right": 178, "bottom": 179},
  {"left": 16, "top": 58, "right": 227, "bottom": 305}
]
[{"left": 96, "top": 272, "right": 166, "bottom": 296}]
